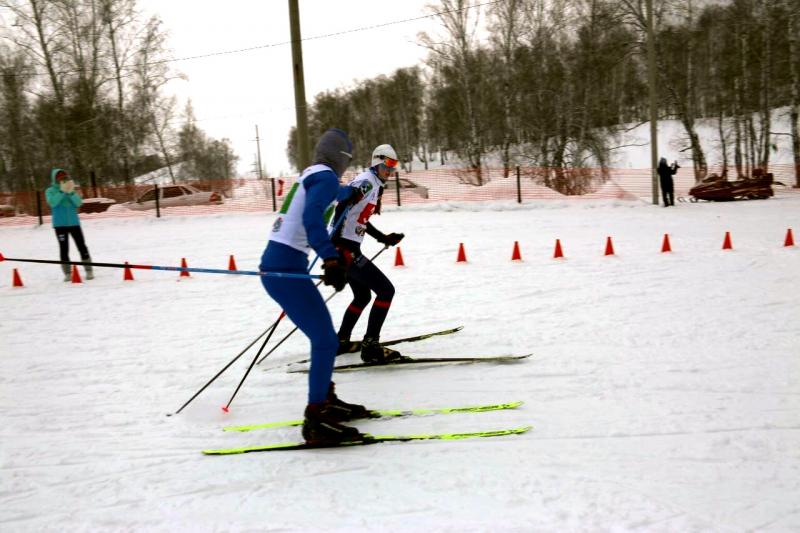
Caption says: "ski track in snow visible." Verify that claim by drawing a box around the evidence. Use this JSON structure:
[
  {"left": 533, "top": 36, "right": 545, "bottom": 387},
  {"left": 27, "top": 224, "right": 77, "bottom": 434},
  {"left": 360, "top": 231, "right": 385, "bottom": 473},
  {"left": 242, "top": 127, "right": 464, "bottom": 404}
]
[{"left": 1, "top": 197, "right": 799, "bottom": 532}]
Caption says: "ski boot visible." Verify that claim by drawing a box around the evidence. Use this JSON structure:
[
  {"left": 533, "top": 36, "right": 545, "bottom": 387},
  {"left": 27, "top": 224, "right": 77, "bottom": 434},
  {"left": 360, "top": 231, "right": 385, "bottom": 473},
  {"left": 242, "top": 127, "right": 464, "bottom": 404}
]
[
  {"left": 83, "top": 256, "right": 94, "bottom": 280},
  {"left": 360, "top": 337, "right": 403, "bottom": 364},
  {"left": 60, "top": 264, "right": 71, "bottom": 282},
  {"left": 326, "top": 382, "right": 371, "bottom": 420},
  {"left": 302, "top": 401, "right": 366, "bottom": 445},
  {"left": 336, "top": 338, "right": 359, "bottom": 356}
]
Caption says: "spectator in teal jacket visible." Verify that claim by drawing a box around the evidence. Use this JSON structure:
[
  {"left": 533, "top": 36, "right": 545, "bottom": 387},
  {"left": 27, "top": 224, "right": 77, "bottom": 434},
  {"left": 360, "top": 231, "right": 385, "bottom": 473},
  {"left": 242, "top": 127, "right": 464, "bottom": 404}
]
[{"left": 45, "top": 168, "right": 94, "bottom": 281}]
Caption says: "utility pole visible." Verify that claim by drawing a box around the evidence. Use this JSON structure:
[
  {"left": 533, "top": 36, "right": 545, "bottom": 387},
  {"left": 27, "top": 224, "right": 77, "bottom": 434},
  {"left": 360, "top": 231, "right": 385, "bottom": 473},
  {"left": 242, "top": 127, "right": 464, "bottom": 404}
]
[
  {"left": 252, "top": 155, "right": 261, "bottom": 179},
  {"left": 255, "top": 125, "right": 277, "bottom": 210},
  {"left": 289, "top": 0, "right": 310, "bottom": 170},
  {"left": 646, "top": 0, "right": 659, "bottom": 205},
  {"left": 255, "top": 125, "right": 265, "bottom": 180}
]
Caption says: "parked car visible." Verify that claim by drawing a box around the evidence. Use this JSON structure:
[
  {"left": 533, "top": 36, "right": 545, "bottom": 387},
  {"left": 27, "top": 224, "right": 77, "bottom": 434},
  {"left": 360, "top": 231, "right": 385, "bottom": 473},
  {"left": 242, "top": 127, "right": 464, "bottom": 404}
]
[
  {"left": 0, "top": 194, "right": 16, "bottom": 217},
  {"left": 383, "top": 177, "right": 429, "bottom": 199},
  {"left": 80, "top": 197, "right": 117, "bottom": 213},
  {"left": 122, "top": 184, "right": 224, "bottom": 211}
]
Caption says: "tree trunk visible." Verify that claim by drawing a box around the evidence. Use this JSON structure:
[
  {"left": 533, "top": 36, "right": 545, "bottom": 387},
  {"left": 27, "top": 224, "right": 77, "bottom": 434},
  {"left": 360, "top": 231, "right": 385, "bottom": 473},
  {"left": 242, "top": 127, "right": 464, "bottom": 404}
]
[
  {"left": 104, "top": 0, "right": 132, "bottom": 184},
  {"left": 787, "top": 0, "right": 800, "bottom": 187},
  {"left": 760, "top": 3, "right": 772, "bottom": 171},
  {"left": 151, "top": 106, "right": 176, "bottom": 184},
  {"left": 667, "top": 84, "right": 708, "bottom": 181},
  {"left": 734, "top": 108, "right": 744, "bottom": 178},
  {"left": 746, "top": 115, "right": 756, "bottom": 175},
  {"left": 28, "top": 0, "right": 81, "bottom": 170},
  {"left": 492, "top": 0, "right": 520, "bottom": 179},
  {"left": 717, "top": 110, "right": 728, "bottom": 178}
]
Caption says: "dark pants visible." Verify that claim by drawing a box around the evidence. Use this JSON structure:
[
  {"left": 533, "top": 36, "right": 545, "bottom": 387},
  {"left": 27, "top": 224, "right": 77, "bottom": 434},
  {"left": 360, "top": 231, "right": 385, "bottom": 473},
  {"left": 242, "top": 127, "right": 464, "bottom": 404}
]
[
  {"left": 660, "top": 178, "right": 674, "bottom": 206},
  {"left": 55, "top": 226, "right": 90, "bottom": 262},
  {"left": 338, "top": 254, "right": 395, "bottom": 341}
]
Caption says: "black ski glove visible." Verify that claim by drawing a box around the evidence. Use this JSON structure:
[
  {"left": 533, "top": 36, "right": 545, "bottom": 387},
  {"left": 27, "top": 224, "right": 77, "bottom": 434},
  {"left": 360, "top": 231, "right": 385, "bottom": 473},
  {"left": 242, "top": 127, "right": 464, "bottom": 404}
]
[
  {"left": 379, "top": 232, "right": 404, "bottom": 246},
  {"left": 322, "top": 257, "right": 347, "bottom": 291},
  {"left": 346, "top": 186, "right": 364, "bottom": 205}
]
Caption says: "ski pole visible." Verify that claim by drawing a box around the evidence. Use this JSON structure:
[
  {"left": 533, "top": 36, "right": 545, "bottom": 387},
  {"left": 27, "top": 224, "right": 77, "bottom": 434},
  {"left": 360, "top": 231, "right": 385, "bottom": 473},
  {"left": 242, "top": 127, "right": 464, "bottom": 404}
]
[
  {"left": 256, "top": 245, "right": 389, "bottom": 366},
  {"left": 220, "top": 316, "right": 283, "bottom": 412},
  {"left": 0, "top": 253, "right": 320, "bottom": 279},
  {"left": 216, "top": 205, "right": 354, "bottom": 412},
  {"left": 167, "top": 206, "right": 352, "bottom": 415},
  {"left": 166, "top": 315, "right": 285, "bottom": 416}
]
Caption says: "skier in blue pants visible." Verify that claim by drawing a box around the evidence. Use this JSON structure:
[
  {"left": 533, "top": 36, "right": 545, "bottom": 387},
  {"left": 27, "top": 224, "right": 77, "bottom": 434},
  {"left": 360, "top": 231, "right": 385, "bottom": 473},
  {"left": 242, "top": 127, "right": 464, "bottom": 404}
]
[{"left": 259, "top": 128, "right": 368, "bottom": 444}]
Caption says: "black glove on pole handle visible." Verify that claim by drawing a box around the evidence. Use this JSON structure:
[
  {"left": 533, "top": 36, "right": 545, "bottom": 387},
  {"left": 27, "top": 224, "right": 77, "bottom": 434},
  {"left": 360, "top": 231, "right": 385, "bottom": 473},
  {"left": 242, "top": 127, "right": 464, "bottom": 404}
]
[
  {"left": 384, "top": 232, "right": 404, "bottom": 246},
  {"left": 220, "top": 204, "right": 354, "bottom": 412},
  {"left": 322, "top": 257, "right": 347, "bottom": 291},
  {"left": 258, "top": 245, "right": 390, "bottom": 367}
]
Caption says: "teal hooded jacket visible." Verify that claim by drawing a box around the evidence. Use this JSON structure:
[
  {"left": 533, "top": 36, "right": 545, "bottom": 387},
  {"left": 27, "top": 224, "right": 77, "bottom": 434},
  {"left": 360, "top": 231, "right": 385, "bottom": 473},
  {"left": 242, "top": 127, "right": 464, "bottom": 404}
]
[{"left": 45, "top": 168, "right": 83, "bottom": 227}]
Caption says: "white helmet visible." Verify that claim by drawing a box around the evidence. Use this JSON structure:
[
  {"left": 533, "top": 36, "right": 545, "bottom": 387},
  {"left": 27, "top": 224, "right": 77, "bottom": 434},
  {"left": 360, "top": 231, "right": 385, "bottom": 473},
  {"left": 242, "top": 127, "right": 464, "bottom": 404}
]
[{"left": 371, "top": 144, "right": 398, "bottom": 168}]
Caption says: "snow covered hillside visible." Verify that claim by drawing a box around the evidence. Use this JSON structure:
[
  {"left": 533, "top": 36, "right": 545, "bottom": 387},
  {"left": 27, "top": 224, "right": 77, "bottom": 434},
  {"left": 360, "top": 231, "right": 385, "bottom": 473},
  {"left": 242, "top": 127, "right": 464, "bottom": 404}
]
[{"left": 1, "top": 197, "right": 799, "bottom": 531}]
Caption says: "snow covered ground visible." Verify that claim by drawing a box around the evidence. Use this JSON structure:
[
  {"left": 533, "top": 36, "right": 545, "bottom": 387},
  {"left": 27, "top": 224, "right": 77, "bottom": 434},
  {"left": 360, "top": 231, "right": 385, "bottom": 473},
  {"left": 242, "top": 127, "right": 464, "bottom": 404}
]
[{"left": 1, "top": 196, "right": 799, "bottom": 531}]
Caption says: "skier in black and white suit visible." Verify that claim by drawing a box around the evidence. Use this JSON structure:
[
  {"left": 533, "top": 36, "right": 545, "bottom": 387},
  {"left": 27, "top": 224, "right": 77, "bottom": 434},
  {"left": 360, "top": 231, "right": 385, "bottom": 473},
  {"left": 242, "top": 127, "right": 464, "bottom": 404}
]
[{"left": 333, "top": 144, "right": 405, "bottom": 363}]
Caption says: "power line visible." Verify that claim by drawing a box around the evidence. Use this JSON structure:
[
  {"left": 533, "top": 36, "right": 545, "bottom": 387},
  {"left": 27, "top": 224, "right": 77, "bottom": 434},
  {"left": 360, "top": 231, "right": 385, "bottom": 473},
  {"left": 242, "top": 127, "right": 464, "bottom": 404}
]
[{"left": 3, "top": 1, "right": 499, "bottom": 78}]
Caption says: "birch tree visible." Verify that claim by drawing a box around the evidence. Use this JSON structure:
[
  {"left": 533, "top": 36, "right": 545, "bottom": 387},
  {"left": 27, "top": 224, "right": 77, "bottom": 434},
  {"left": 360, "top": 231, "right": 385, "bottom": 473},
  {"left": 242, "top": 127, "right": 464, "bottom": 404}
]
[{"left": 420, "top": 0, "right": 487, "bottom": 183}]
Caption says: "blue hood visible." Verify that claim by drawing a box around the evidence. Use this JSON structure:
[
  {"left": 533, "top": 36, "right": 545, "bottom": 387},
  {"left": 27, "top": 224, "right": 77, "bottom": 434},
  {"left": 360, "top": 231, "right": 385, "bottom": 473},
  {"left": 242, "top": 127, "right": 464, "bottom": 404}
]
[{"left": 50, "top": 168, "right": 69, "bottom": 185}]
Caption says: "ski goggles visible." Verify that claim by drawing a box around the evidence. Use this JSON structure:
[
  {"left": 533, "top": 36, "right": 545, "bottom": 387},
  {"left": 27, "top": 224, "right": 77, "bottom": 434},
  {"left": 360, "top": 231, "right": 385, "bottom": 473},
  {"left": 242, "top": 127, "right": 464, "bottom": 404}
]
[{"left": 378, "top": 155, "right": 399, "bottom": 168}]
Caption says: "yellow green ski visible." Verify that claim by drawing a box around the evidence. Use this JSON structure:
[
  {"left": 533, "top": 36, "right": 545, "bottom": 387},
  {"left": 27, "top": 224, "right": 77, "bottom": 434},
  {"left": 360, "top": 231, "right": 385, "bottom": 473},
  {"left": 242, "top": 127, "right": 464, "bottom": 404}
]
[
  {"left": 223, "top": 400, "right": 523, "bottom": 433},
  {"left": 203, "top": 425, "right": 532, "bottom": 455}
]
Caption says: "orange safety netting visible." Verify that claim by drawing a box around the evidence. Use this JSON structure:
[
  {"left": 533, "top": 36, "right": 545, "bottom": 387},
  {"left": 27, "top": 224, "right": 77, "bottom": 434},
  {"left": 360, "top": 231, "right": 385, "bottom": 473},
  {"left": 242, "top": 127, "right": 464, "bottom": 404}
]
[{"left": 1, "top": 165, "right": 797, "bottom": 227}]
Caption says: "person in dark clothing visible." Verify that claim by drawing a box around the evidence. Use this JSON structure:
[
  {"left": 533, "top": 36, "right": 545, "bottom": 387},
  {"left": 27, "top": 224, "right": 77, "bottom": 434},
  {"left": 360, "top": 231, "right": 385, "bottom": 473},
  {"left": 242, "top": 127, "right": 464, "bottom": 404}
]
[
  {"left": 332, "top": 144, "right": 405, "bottom": 364},
  {"left": 44, "top": 168, "right": 94, "bottom": 281},
  {"left": 657, "top": 158, "right": 679, "bottom": 207},
  {"left": 259, "top": 128, "right": 369, "bottom": 445}
]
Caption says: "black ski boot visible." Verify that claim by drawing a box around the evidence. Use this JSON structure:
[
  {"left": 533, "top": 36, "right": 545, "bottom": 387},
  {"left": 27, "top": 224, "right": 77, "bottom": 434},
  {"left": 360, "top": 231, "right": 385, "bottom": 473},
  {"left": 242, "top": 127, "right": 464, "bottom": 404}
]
[
  {"left": 336, "top": 338, "right": 359, "bottom": 355},
  {"left": 302, "top": 401, "right": 365, "bottom": 445},
  {"left": 326, "top": 382, "right": 371, "bottom": 420},
  {"left": 360, "top": 337, "right": 403, "bottom": 364}
]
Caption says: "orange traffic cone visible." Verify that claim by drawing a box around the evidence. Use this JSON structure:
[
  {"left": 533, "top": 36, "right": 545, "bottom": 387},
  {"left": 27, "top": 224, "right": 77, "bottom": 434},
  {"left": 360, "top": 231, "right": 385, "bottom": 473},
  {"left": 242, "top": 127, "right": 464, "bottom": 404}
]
[
  {"left": 180, "top": 257, "right": 190, "bottom": 277},
  {"left": 553, "top": 239, "right": 564, "bottom": 259},
  {"left": 456, "top": 243, "right": 467, "bottom": 263},
  {"left": 784, "top": 228, "right": 795, "bottom": 247},
  {"left": 71, "top": 264, "right": 82, "bottom": 283},
  {"left": 661, "top": 233, "right": 672, "bottom": 253},
  {"left": 394, "top": 247, "right": 405, "bottom": 267},
  {"left": 511, "top": 241, "right": 522, "bottom": 261},
  {"left": 228, "top": 254, "right": 238, "bottom": 271},
  {"left": 604, "top": 236, "right": 615, "bottom": 256},
  {"left": 12, "top": 268, "right": 24, "bottom": 287},
  {"left": 722, "top": 231, "right": 733, "bottom": 250},
  {"left": 123, "top": 261, "right": 134, "bottom": 281}
]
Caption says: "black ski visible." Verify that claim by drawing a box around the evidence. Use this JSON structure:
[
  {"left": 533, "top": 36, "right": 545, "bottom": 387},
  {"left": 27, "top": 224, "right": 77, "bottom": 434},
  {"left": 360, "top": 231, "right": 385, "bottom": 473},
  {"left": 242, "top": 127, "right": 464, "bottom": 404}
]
[
  {"left": 285, "top": 326, "right": 464, "bottom": 367},
  {"left": 342, "top": 326, "right": 464, "bottom": 353},
  {"left": 288, "top": 353, "right": 532, "bottom": 373}
]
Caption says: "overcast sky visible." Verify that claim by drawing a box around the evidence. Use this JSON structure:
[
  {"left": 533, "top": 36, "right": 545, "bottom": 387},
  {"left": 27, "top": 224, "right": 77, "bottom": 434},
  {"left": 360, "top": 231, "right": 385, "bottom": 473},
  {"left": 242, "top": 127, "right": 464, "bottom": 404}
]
[{"left": 137, "top": 0, "right": 446, "bottom": 177}]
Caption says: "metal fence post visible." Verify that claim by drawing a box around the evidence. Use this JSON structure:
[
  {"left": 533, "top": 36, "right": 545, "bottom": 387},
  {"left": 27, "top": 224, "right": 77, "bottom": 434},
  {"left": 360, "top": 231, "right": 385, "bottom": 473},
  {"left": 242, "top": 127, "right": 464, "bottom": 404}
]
[
  {"left": 516, "top": 166, "right": 522, "bottom": 204},
  {"left": 395, "top": 171, "right": 401, "bottom": 207},
  {"left": 90, "top": 170, "right": 98, "bottom": 198},
  {"left": 36, "top": 190, "right": 43, "bottom": 226},
  {"left": 270, "top": 177, "right": 277, "bottom": 211},
  {"left": 155, "top": 184, "right": 161, "bottom": 218}
]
